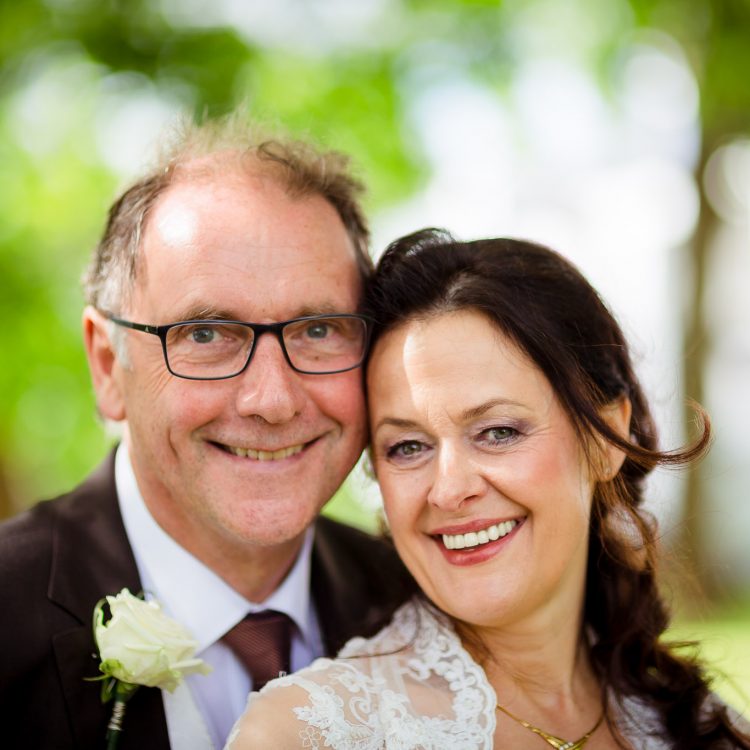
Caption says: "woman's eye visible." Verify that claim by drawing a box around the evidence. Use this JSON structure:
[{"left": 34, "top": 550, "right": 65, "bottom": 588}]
[
  {"left": 481, "top": 426, "right": 518, "bottom": 444},
  {"left": 387, "top": 440, "right": 426, "bottom": 459}
]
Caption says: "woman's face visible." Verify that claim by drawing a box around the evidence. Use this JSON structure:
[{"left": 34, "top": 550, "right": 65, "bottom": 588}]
[{"left": 367, "top": 310, "right": 596, "bottom": 631}]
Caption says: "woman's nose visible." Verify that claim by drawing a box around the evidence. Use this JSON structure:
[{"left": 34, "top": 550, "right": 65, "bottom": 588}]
[{"left": 426, "top": 446, "right": 485, "bottom": 511}]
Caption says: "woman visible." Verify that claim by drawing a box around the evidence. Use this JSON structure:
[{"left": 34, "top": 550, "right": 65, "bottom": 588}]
[{"left": 227, "top": 229, "right": 749, "bottom": 749}]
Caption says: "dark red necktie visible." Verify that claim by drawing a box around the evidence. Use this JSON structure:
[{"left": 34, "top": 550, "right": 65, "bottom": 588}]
[{"left": 222, "top": 610, "right": 292, "bottom": 690}]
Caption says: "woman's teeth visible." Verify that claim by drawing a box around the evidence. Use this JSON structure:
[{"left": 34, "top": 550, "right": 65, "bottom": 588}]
[
  {"left": 442, "top": 520, "right": 518, "bottom": 550},
  {"left": 227, "top": 444, "right": 304, "bottom": 460}
]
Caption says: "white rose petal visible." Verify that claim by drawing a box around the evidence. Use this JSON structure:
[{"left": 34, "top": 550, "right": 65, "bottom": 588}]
[{"left": 94, "top": 588, "right": 211, "bottom": 692}]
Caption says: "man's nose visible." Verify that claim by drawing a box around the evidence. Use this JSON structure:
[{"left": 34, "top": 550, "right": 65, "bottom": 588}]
[
  {"left": 234, "top": 332, "right": 307, "bottom": 424},
  {"left": 426, "top": 445, "right": 486, "bottom": 511}
]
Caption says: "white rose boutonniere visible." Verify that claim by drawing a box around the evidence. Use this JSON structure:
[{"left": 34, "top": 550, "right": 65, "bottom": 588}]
[{"left": 92, "top": 588, "right": 211, "bottom": 749}]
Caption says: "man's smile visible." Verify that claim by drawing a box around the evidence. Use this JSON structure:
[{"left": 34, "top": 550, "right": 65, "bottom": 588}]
[{"left": 220, "top": 441, "right": 308, "bottom": 461}]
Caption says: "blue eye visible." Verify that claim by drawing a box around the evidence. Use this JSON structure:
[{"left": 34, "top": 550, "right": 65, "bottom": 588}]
[
  {"left": 190, "top": 327, "right": 217, "bottom": 344},
  {"left": 305, "top": 323, "right": 331, "bottom": 339}
]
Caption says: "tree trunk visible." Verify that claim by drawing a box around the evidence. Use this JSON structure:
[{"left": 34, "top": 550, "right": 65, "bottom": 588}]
[{"left": 679, "top": 140, "right": 720, "bottom": 604}]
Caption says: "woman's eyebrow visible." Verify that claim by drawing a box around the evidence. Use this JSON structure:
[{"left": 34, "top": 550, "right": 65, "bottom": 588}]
[
  {"left": 373, "top": 398, "right": 528, "bottom": 432},
  {"left": 372, "top": 417, "right": 420, "bottom": 432},
  {"left": 460, "top": 398, "right": 527, "bottom": 421},
  {"left": 373, "top": 399, "right": 529, "bottom": 432}
]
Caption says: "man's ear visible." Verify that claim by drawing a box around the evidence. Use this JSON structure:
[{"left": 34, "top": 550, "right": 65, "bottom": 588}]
[
  {"left": 82, "top": 306, "right": 126, "bottom": 421},
  {"left": 596, "top": 396, "right": 632, "bottom": 481}
]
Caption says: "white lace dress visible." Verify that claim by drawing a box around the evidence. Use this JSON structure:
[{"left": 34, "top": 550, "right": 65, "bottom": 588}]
[
  {"left": 226, "top": 597, "right": 494, "bottom": 749},
  {"left": 225, "top": 597, "right": 747, "bottom": 750}
]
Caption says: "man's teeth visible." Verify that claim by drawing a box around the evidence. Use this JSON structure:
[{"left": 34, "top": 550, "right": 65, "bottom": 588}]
[
  {"left": 227, "top": 444, "right": 304, "bottom": 461},
  {"left": 442, "top": 520, "right": 518, "bottom": 550}
]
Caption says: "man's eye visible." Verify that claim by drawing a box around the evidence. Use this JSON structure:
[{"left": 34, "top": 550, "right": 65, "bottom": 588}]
[
  {"left": 305, "top": 323, "right": 331, "bottom": 339},
  {"left": 189, "top": 327, "right": 217, "bottom": 344}
]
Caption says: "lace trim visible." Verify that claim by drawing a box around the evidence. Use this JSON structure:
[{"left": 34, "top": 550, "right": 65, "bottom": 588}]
[{"left": 259, "top": 597, "right": 496, "bottom": 749}]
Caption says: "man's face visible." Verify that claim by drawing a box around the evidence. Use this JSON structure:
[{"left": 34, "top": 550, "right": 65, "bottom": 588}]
[{"left": 99, "top": 173, "right": 367, "bottom": 557}]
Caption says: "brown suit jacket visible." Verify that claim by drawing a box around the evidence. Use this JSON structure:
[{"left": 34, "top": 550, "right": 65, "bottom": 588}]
[{"left": 0, "top": 452, "right": 414, "bottom": 749}]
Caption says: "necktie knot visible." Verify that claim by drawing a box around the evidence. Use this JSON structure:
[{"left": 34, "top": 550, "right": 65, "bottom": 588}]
[{"left": 222, "top": 610, "right": 292, "bottom": 690}]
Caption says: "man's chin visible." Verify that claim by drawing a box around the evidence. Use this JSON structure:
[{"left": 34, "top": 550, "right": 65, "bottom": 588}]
[{"left": 219, "top": 503, "right": 320, "bottom": 548}]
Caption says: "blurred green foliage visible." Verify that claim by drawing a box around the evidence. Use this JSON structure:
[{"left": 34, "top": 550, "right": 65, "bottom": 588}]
[
  {"left": 0, "top": 0, "right": 433, "bottom": 511},
  {"left": 670, "top": 599, "right": 750, "bottom": 713},
  {"left": 629, "top": 0, "right": 750, "bottom": 137},
  {"left": 1, "top": 0, "right": 749, "bottom": 539}
]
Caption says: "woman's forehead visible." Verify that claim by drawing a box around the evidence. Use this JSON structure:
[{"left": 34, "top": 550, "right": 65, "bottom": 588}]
[{"left": 366, "top": 310, "right": 558, "bottom": 422}]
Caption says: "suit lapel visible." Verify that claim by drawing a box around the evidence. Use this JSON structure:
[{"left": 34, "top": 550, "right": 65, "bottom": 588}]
[
  {"left": 311, "top": 516, "right": 415, "bottom": 657},
  {"left": 48, "top": 453, "right": 170, "bottom": 749},
  {"left": 312, "top": 519, "right": 365, "bottom": 655}
]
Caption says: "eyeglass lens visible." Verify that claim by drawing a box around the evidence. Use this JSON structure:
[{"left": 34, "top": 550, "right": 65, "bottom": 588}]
[{"left": 164, "top": 317, "right": 367, "bottom": 377}]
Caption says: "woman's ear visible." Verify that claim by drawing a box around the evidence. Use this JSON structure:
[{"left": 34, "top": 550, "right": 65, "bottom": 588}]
[
  {"left": 596, "top": 396, "right": 632, "bottom": 481},
  {"left": 82, "top": 306, "right": 126, "bottom": 422}
]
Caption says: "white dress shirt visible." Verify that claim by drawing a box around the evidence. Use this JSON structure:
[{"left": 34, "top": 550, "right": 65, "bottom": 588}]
[{"left": 115, "top": 445, "right": 324, "bottom": 750}]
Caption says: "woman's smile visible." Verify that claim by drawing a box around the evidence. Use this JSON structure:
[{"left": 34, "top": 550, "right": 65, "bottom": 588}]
[{"left": 432, "top": 516, "right": 526, "bottom": 566}]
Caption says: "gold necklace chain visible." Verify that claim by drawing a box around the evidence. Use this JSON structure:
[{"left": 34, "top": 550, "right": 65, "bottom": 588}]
[{"left": 496, "top": 702, "right": 604, "bottom": 750}]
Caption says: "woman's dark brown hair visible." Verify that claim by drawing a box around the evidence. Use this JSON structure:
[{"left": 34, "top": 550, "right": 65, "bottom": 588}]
[{"left": 363, "top": 228, "right": 749, "bottom": 749}]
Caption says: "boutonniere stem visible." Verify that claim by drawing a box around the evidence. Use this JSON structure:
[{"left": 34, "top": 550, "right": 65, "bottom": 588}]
[{"left": 105, "top": 680, "right": 139, "bottom": 749}]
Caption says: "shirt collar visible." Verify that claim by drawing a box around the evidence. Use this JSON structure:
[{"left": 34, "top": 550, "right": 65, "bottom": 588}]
[{"left": 115, "top": 444, "right": 315, "bottom": 654}]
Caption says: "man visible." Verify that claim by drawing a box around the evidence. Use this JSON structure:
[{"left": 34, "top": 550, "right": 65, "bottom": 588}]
[{"left": 0, "top": 122, "right": 412, "bottom": 749}]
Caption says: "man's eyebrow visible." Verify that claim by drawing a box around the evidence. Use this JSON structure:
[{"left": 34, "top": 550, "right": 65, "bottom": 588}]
[
  {"left": 166, "top": 303, "right": 356, "bottom": 323},
  {"left": 295, "top": 304, "right": 358, "bottom": 317},
  {"left": 168, "top": 306, "right": 236, "bottom": 322}
]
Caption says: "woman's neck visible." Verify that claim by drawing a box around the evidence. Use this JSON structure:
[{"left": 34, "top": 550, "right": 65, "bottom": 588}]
[{"left": 459, "top": 603, "right": 599, "bottom": 713}]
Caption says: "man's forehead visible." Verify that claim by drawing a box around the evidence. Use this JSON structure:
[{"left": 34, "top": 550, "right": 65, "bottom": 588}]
[
  {"left": 148, "top": 190, "right": 201, "bottom": 249},
  {"left": 127, "top": 168, "right": 361, "bottom": 320},
  {"left": 150, "top": 167, "right": 280, "bottom": 220},
  {"left": 158, "top": 151, "right": 303, "bottom": 207},
  {"left": 142, "top": 171, "right": 346, "bottom": 255}
]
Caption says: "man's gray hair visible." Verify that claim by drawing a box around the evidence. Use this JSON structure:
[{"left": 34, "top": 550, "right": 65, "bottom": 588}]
[{"left": 83, "top": 115, "right": 373, "bottom": 315}]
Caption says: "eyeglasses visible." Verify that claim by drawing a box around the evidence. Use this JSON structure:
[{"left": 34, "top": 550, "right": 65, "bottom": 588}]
[{"left": 105, "top": 313, "right": 372, "bottom": 380}]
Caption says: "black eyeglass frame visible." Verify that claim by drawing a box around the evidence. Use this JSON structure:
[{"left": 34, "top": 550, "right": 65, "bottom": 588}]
[{"left": 105, "top": 312, "right": 373, "bottom": 380}]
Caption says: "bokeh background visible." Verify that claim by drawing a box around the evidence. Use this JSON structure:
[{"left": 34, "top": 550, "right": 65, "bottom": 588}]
[{"left": 1, "top": 0, "right": 748, "bottom": 709}]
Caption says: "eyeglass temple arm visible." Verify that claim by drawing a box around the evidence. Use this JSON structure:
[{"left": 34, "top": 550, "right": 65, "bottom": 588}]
[{"left": 106, "top": 315, "right": 160, "bottom": 336}]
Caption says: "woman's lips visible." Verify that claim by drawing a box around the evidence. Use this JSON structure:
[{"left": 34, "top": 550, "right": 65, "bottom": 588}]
[{"left": 432, "top": 517, "right": 525, "bottom": 566}]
